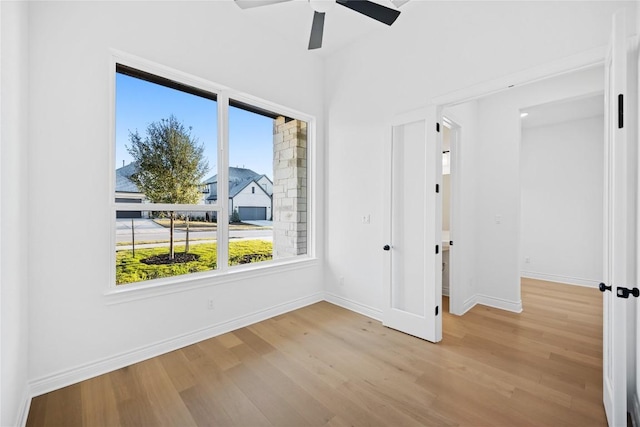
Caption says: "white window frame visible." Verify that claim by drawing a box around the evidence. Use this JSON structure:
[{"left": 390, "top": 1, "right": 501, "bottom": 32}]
[{"left": 107, "top": 50, "right": 317, "bottom": 303}]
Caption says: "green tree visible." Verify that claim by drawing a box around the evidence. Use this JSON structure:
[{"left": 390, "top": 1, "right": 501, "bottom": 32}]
[{"left": 127, "top": 115, "right": 208, "bottom": 260}]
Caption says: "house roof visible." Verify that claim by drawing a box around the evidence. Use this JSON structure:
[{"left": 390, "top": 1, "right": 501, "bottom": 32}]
[
  {"left": 204, "top": 166, "right": 263, "bottom": 185},
  {"left": 115, "top": 163, "right": 141, "bottom": 193},
  {"left": 205, "top": 167, "right": 272, "bottom": 201}
]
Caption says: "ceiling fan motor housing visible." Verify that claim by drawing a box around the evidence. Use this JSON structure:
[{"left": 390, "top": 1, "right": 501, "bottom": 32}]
[{"left": 309, "top": 0, "right": 335, "bottom": 13}]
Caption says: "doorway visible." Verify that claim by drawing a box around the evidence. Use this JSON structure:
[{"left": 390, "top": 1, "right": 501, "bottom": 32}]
[
  {"left": 519, "top": 93, "right": 605, "bottom": 288},
  {"left": 441, "top": 116, "right": 461, "bottom": 315}
]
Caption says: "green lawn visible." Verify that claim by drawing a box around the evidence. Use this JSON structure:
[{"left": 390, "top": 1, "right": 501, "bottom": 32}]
[{"left": 116, "top": 240, "right": 273, "bottom": 285}]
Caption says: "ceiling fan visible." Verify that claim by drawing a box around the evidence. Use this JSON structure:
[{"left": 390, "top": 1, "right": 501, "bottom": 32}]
[{"left": 234, "top": 0, "right": 408, "bottom": 50}]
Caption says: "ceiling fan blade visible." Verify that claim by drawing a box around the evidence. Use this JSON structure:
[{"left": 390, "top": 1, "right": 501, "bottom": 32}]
[
  {"left": 234, "top": 0, "right": 292, "bottom": 9},
  {"left": 336, "top": 0, "right": 401, "bottom": 26},
  {"left": 391, "top": 0, "right": 409, "bottom": 7},
  {"left": 308, "top": 11, "right": 325, "bottom": 50}
]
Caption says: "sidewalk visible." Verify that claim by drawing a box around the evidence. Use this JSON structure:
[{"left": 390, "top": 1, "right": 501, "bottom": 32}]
[
  {"left": 116, "top": 218, "right": 166, "bottom": 234},
  {"left": 242, "top": 220, "right": 273, "bottom": 227}
]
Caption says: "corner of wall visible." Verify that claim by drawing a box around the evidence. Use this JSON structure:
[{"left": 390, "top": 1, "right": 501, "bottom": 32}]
[{"left": 1, "top": 1, "right": 31, "bottom": 425}]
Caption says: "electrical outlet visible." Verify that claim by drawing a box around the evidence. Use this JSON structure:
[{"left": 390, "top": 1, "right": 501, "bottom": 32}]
[
  {"left": 525, "top": 257, "right": 530, "bottom": 264},
  {"left": 362, "top": 214, "right": 371, "bottom": 224},
  {"left": 207, "top": 299, "right": 214, "bottom": 310},
  {"left": 495, "top": 215, "right": 502, "bottom": 224}
]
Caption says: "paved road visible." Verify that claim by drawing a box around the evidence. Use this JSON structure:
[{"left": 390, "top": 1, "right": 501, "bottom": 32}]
[{"left": 115, "top": 219, "right": 272, "bottom": 244}]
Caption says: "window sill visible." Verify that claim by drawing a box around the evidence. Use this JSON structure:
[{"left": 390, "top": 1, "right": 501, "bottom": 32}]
[{"left": 104, "top": 256, "right": 320, "bottom": 305}]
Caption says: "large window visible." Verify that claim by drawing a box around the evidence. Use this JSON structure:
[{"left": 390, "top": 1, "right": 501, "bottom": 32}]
[{"left": 113, "top": 61, "right": 310, "bottom": 287}]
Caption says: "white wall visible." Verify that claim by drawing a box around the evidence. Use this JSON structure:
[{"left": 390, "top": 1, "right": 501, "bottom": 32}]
[
  {"left": 27, "top": 1, "right": 324, "bottom": 394},
  {"left": 520, "top": 115, "right": 604, "bottom": 286},
  {"left": 1, "top": 1, "right": 30, "bottom": 425},
  {"left": 324, "top": 1, "right": 631, "bottom": 316}
]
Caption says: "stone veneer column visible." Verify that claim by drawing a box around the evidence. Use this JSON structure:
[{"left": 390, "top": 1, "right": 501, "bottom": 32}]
[{"left": 273, "top": 116, "right": 307, "bottom": 258}]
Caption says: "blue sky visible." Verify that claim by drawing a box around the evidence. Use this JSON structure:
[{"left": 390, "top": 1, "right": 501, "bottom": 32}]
[{"left": 115, "top": 73, "right": 274, "bottom": 180}]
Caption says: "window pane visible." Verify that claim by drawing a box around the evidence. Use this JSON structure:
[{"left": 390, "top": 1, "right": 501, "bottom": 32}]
[
  {"left": 116, "top": 211, "right": 218, "bottom": 285},
  {"left": 115, "top": 66, "right": 218, "bottom": 285},
  {"left": 228, "top": 103, "right": 307, "bottom": 266},
  {"left": 115, "top": 71, "right": 218, "bottom": 205}
]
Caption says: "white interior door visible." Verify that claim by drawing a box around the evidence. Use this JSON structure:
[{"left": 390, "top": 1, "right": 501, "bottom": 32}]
[
  {"left": 383, "top": 107, "right": 442, "bottom": 342},
  {"left": 602, "top": 9, "right": 628, "bottom": 427}
]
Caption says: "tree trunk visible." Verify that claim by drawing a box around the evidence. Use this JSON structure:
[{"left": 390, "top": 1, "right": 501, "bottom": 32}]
[
  {"left": 169, "top": 211, "right": 175, "bottom": 260},
  {"left": 185, "top": 215, "right": 190, "bottom": 253},
  {"left": 131, "top": 218, "right": 135, "bottom": 258}
]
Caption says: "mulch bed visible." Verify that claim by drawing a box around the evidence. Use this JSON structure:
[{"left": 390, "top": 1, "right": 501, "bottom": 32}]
[{"left": 141, "top": 253, "right": 200, "bottom": 265}]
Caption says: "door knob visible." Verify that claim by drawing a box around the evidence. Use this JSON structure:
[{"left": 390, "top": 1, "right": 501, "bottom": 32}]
[
  {"left": 617, "top": 286, "right": 640, "bottom": 298},
  {"left": 383, "top": 245, "right": 390, "bottom": 251},
  {"left": 599, "top": 282, "right": 612, "bottom": 292}
]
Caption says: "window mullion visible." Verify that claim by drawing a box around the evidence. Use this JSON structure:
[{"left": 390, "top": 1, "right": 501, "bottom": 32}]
[{"left": 218, "top": 92, "right": 230, "bottom": 272}]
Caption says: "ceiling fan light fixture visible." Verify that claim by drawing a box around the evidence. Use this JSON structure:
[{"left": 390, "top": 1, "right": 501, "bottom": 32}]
[{"left": 309, "top": 0, "right": 335, "bottom": 13}]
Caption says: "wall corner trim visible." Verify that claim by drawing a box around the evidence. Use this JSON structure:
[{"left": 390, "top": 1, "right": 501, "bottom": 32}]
[
  {"left": 17, "top": 387, "right": 32, "bottom": 427},
  {"left": 475, "top": 294, "right": 523, "bottom": 313},
  {"left": 461, "top": 295, "right": 478, "bottom": 315}
]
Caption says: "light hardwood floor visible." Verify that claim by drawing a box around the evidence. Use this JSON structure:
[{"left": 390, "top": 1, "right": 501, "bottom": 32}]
[{"left": 27, "top": 278, "right": 605, "bottom": 426}]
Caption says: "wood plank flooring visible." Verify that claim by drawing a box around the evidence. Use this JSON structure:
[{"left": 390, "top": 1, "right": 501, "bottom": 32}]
[{"left": 27, "top": 278, "right": 605, "bottom": 426}]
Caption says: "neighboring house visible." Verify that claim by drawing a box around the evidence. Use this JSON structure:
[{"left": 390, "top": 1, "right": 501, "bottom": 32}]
[
  {"left": 116, "top": 164, "right": 272, "bottom": 221},
  {"left": 204, "top": 166, "right": 273, "bottom": 221},
  {"left": 114, "top": 163, "right": 146, "bottom": 219}
]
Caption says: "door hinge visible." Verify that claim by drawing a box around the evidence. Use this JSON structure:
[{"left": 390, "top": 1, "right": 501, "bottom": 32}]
[
  {"left": 618, "top": 94, "right": 624, "bottom": 129},
  {"left": 436, "top": 122, "right": 440, "bottom": 133},
  {"left": 435, "top": 245, "right": 439, "bottom": 254},
  {"left": 435, "top": 306, "right": 439, "bottom": 316},
  {"left": 616, "top": 286, "right": 639, "bottom": 299},
  {"left": 436, "top": 184, "right": 440, "bottom": 193}
]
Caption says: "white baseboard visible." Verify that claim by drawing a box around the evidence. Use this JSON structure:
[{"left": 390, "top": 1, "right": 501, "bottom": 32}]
[
  {"left": 632, "top": 392, "right": 640, "bottom": 427},
  {"left": 462, "top": 295, "right": 478, "bottom": 314},
  {"left": 28, "top": 292, "right": 324, "bottom": 398},
  {"left": 521, "top": 271, "right": 599, "bottom": 288},
  {"left": 17, "top": 387, "right": 32, "bottom": 427},
  {"left": 475, "top": 294, "right": 523, "bottom": 313},
  {"left": 324, "top": 292, "right": 383, "bottom": 321}
]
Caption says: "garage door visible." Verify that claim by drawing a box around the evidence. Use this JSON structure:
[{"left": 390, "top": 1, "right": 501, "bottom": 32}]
[
  {"left": 116, "top": 198, "right": 142, "bottom": 219},
  {"left": 238, "top": 206, "right": 266, "bottom": 221}
]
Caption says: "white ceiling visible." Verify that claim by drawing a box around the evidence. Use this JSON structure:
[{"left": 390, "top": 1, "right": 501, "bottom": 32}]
[
  {"left": 229, "top": 0, "right": 407, "bottom": 55},
  {"left": 521, "top": 94, "right": 604, "bottom": 129}
]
